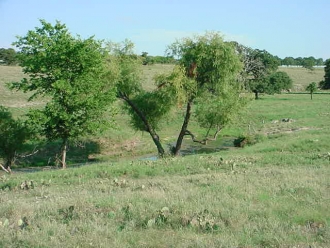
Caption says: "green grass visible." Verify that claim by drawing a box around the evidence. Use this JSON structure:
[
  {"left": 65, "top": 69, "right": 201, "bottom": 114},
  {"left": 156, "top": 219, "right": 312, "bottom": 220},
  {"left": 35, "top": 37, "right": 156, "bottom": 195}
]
[
  {"left": 0, "top": 152, "right": 329, "bottom": 247},
  {"left": 0, "top": 64, "right": 329, "bottom": 247}
]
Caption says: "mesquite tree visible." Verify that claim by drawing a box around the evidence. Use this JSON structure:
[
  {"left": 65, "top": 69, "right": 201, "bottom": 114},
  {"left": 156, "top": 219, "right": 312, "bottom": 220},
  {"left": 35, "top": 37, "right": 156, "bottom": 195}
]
[
  {"left": 167, "top": 32, "right": 243, "bottom": 155},
  {"left": 108, "top": 33, "right": 243, "bottom": 157},
  {"left": 11, "top": 20, "right": 116, "bottom": 168},
  {"left": 106, "top": 40, "right": 184, "bottom": 156}
]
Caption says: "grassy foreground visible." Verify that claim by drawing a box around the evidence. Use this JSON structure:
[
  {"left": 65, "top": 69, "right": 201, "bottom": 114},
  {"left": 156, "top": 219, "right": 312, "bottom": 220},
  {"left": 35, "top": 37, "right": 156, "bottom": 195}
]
[{"left": 0, "top": 65, "right": 329, "bottom": 247}]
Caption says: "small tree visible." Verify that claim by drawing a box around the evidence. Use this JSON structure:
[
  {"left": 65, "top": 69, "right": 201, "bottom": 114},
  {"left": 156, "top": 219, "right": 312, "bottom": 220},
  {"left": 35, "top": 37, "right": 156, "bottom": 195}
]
[
  {"left": 11, "top": 20, "right": 117, "bottom": 168},
  {"left": 306, "top": 82, "right": 317, "bottom": 100},
  {"left": 0, "top": 106, "right": 32, "bottom": 173},
  {"left": 107, "top": 40, "right": 181, "bottom": 156}
]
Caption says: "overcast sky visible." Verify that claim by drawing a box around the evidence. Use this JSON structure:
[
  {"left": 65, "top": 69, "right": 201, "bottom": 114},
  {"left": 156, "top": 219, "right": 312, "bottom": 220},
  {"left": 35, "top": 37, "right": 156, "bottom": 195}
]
[{"left": 0, "top": 0, "right": 329, "bottom": 59}]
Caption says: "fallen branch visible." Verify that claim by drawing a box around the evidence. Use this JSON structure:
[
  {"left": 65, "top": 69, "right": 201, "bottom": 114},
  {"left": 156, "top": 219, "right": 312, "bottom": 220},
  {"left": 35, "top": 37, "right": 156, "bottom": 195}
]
[
  {"left": 0, "top": 163, "right": 11, "bottom": 173},
  {"left": 184, "top": 130, "right": 207, "bottom": 145},
  {"left": 16, "top": 148, "right": 39, "bottom": 159},
  {"left": 185, "top": 126, "right": 223, "bottom": 145}
]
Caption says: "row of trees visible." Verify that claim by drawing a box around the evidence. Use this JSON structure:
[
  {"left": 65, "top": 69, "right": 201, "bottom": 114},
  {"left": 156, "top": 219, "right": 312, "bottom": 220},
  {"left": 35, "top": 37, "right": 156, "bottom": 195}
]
[
  {"left": 141, "top": 52, "right": 176, "bottom": 65},
  {"left": 0, "top": 48, "right": 18, "bottom": 65},
  {"left": 0, "top": 47, "right": 325, "bottom": 69},
  {"left": 0, "top": 20, "right": 294, "bottom": 172},
  {"left": 281, "top": 56, "right": 324, "bottom": 67}
]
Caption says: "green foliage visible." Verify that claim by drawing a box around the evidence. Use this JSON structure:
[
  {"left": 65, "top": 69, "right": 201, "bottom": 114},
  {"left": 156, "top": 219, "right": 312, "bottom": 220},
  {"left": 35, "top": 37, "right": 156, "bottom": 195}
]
[
  {"left": 166, "top": 32, "right": 244, "bottom": 154},
  {"left": 107, "top": 40, "right": 143, "bottom": 98},
  {"left": 319, "top": 59, "right": 330, "bottom": 89},
  {"left": 169, "top": 32, "right": 242, "bottom": 92},
  {"left": 234, "top": 44, "right": 281, "bottom": 99},
  {"left": 11, "top": 20, "right": 117, "bottom": 167},
  {"left": 195, "top": 87, "right": 249, "bottom": 132},
  {"left": 302, "top": 57, "right": 316, "bottom": 71},
  {"left": 125, "top": 90, "right": 174, "bottom": 131},
  {"left": 267, "top": 71, "right": 293, "bottom": 93},
  {"left": 306, "top": 82, "right": 317, "bottom": 100},
  {"left": 0, "top": 106, "right": 33, "bottom": 170},
  {"left": 0, "top": 48, "right": 18, "bottom": 65}
]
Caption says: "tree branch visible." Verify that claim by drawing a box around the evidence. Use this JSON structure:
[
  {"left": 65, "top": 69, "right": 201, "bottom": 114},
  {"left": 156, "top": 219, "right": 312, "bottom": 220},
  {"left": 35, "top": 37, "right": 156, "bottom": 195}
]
[
  {"left": 184, "top": 130, "right": 207, "bottom": 145},
  {"left": 0, "top": 163, "right": 11, "bottom": 173}
]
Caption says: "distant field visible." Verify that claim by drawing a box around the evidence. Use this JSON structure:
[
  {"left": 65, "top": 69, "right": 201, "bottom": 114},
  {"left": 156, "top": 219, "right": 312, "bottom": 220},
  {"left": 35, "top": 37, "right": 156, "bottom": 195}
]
[{"left": 278, "top": 66, "right": 324, "bottom": 91}]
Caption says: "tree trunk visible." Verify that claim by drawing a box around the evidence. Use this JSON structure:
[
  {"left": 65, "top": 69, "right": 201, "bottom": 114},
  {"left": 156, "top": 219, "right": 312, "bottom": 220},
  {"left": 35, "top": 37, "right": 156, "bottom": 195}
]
[
  {"left": 173, "top": 100, "right": 193, "bottom": 156},
  {"left": 121, "top": 95, "right": 165, "bottom": 157},
  {"left": 5, "top": 155, "right": 15, "bottom": 173},
  {"left": 311, "top": 93, "right": 313, "bottom": 100},
  {"left": 254, "top": 91, "right": 259, "bottom": 100},
  {"left": 61, "top": 138, "right": 68, "bottom": 169},
  {"left": 1, "top": 157, "right": 14, "bottom": 173}
]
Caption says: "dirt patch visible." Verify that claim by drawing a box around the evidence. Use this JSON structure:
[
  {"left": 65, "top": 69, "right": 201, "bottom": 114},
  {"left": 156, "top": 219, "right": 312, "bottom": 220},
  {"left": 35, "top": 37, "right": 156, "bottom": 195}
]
[{"left": 265, "top": 127, "right": 315, "bottom": 135}]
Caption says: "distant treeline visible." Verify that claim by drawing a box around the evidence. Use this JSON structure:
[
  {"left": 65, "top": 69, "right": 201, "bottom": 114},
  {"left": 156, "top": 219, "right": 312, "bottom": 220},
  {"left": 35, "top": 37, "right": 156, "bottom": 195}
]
[
  {"left": 0, "top": 48, "right": 17, "bottom": 65},
  {"left": 280, "top": 56, "right": 324, "bottom": 67},
  {"left": 140, "top": 52, "right": 176, "bottom": 65},
  {"left": 0, "top": 47, "right": 326, "bottom": 67}
]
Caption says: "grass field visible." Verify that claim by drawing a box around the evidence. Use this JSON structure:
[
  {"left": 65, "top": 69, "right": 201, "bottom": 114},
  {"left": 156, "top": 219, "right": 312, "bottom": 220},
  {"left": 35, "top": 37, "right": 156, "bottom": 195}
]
[
  {"left": 278, "top": 67, "right": 324, "bottom": 91},
  {"left": 0, "top": 64, "right": 329, "bottom": 247}
]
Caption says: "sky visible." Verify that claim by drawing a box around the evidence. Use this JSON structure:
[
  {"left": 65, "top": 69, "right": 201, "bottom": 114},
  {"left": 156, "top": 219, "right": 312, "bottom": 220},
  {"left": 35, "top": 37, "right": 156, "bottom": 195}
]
[{"left": 0, "top": 0, "right": 329, "bottom": 59}]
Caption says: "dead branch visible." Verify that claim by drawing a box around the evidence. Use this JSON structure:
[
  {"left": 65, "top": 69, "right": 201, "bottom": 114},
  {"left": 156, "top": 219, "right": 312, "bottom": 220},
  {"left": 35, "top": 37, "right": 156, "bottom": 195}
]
[
  {"left": 0, "top": 163, "right": 11, "bottom": 173},
  {"left": 184, "top": 130, "right": 207, "bottom": 145},
  {"left": 16, "top": 149, "right": 39, "bottom": 159},
  {"left": 185, "top": 125, "right": 223, "bottom": 145}
]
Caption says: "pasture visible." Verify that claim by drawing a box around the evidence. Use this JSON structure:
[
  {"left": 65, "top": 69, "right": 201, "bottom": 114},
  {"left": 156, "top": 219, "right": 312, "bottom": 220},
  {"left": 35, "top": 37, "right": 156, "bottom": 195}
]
[{"left": 0, "top": 64, "right": 329, "bottom": 247}]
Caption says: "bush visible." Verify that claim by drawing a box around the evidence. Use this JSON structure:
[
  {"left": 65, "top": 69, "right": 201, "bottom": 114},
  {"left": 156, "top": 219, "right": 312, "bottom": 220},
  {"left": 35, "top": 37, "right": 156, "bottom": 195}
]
[{"left": 234, "top": 134, "right": 265, "bottom": 148}]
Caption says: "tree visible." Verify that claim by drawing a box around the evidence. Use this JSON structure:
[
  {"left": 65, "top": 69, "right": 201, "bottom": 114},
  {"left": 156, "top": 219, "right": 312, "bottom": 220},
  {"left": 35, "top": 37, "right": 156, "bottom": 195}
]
[
  {"left": 167, "top": 32, "right": 243, "bottom": 155},
  {"left": 302, "top": 57, "right": 316, "bottom": 71},
  {"left": 11, "top": 20, "right": 117, "bottom": 168},
  {"left": 0, "top": 106, "right": 33, "bottom": 173},
  {"left": 267, "top": 71, "right": 293, "bottom": 93},
  {"left": 316, "top": 58, "right": 324, "bottom": 66},
  {"left": 107, "top": 41, "right": 163, "bottom": 156},
  {"left": 233, "top": 45, "right": 280, "bottom": 99},
  {"left": 306, "top": 82, "right": 317, "bottom": 100},
  {"left": 281, "top": 57, "right": 296, "bottom": 66},
  {"left": 109, "top": 33, "right": 243, "bottom": 157},
  {"left": 319, "top": 59, "right": 330, "bottom": 89},
  {"left": 0, "top": 48, "right": 18, "bottom": 65}
]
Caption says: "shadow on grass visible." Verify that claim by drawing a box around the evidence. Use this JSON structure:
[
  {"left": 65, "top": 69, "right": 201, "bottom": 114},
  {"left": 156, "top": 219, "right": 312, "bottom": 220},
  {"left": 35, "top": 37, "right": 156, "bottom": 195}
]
[{"left": 16, "top": 139, "right": 101, "bottom": 168}]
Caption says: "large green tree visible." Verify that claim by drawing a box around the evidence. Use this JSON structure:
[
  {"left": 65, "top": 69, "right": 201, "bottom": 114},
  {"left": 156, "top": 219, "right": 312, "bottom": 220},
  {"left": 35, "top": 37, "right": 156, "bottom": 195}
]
[
  {"left": 167, "top": 32, "right": 243, "bottom": 155},
  {"left": 233, "top": 44, "right": 288, "bottom": 99},
  {"left": 267, "top": 71, "right": 293, "bottom": 94},
  {"left": 109, "top": 33, "right": 243, "bottom": 157},
  {"left": 11, "top": 20, "right": 116, "bottom": 168}
]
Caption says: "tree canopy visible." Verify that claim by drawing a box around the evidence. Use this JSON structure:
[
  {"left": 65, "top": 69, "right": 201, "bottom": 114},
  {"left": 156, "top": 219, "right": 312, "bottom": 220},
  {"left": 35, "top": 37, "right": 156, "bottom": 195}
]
[
  {"left": 11, "top": 19, "right": 117, "bottom": 168},
  {"left": 167, "top": 32, "right": 243, "bottom": 155}
]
